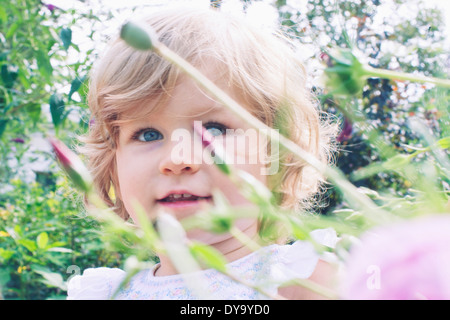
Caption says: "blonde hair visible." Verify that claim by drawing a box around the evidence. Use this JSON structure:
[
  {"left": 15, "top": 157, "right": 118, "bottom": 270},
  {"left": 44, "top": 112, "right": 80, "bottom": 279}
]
[{"left": 79, "top": 7, "right": 336, "bottom": 221}]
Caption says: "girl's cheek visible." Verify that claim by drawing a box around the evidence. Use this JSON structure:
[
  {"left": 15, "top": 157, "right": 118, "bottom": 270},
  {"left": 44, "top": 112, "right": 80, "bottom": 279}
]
[
  {"left": 127, "top": 140, "right": 164, "bottom": 155},
  {"left": 221, "top": 133, "right": 265, "bottom": 165}
]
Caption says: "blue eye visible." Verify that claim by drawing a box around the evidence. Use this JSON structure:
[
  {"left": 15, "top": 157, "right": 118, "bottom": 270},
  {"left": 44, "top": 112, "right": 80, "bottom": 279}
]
[
  {"left": 204, "top": 122, "right": 227, "bottom": 137},
  {"left": 136, "top": 129, "right": 163, "bottom": 142}
]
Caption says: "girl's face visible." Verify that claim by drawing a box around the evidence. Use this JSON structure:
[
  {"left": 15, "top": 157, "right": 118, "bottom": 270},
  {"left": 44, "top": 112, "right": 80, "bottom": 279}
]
[{"left": 115, "top": 65, "right": 268, "bottom": 245}]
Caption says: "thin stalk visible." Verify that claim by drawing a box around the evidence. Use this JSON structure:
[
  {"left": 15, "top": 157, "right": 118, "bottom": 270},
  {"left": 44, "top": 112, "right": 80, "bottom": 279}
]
[
  {"left": 229, "top": 226, "right": 262, "bottom": 253},
  {"left": 363, "top": 65, "right": 450, "bottom": 88}
]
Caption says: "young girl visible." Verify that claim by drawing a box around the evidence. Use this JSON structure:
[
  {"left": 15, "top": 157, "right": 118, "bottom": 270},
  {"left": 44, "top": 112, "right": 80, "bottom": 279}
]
[{"left": 67, "top": 6, "right": 338, "bottom": 300}]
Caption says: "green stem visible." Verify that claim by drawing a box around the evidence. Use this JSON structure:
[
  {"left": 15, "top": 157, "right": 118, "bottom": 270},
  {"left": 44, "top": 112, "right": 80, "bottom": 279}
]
[
  {"left": 363, "top": 66, "right": 450, "bottom": 88},
  {"left": 229, "top": 226, "right": 262, "bottom": 253}
]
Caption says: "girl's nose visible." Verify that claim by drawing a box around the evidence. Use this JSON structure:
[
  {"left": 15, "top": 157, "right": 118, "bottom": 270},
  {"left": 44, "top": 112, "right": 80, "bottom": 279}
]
[
  {"left": 159, "top": 161, "right": 200, "bottom": 175},
  {"left": 158, "top": 140, "right": 201, "bottom": 175}
]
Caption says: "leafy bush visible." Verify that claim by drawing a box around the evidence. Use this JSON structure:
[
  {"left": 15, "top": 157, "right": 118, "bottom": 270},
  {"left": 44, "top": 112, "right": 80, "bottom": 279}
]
[{"left": 0, "top": 0, "right": 126, "bottom": 300}]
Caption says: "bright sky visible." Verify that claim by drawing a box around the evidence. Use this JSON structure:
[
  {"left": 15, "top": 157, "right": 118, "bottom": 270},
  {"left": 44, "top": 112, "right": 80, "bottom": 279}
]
[{"left": 46, "top": 0, "right": 450, "bottom": 40}]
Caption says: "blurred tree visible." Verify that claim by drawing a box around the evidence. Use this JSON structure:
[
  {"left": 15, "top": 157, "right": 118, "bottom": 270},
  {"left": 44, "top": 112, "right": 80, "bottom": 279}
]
[
  {"left": 273, "top": 0, "right": 449, "bottom": 213},
  {"left": 0, "top": 0, "right": 106, "bottom": 190}
]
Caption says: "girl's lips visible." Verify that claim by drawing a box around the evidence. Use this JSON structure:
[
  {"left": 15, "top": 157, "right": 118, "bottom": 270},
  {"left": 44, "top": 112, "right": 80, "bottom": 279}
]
[{"left": 157, "top": 197, "right": 212, "bottom": 208}]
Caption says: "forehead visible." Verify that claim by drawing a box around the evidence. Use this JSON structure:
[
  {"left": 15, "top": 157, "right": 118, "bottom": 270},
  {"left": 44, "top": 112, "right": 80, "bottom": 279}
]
[{"left": 121, "top": 62, "right": 250, "bottom": 122}]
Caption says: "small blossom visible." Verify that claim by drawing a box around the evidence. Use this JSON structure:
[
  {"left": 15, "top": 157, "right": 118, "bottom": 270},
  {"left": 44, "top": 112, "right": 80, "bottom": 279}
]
[
  {"left": 44, "top": 3, "right": 59, "bottom": 12},
  {"left": 195, "top": 124, "right": 215, "bottom": 149},
  {"left": 17, "top": 266, "right": 27, "bottom": 274},
  {"left": 0, "top": 230, "right": 10, "bottom": 237},
  {"left": 337, "top": 118, "right": 353, "bottom": 142},
  {"left": 11, "top": 138, "right": 25, "bottom": 144},
  {"left": 89, "top": 118, "right": 95, "bottom": 128},
  {"left": 0, "top": 209, "right": 9, "bottom": 220},
  {"left": 49, "top": 138, "right": 93, "bottom": 193},
  {"left": 193, "top": 124, "right": 230, "bottom": 175}
]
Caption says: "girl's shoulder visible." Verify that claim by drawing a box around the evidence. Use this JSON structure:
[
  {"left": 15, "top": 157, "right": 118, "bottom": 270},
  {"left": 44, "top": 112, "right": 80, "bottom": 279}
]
[
  {"left": 268, "top": 228, "right": 338, "bottom": 283},
  {"left": 67, "top": 267, "right": 126, "bottom": 300}
]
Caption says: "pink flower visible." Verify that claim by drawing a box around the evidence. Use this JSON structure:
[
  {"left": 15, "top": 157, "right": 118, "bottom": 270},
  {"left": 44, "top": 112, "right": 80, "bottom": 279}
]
[
  {"left": 341, "top": 214, "right": 450, "bottom": 300},
  {"left": 193, "top": 122, "right": 215, "bottom": 149},
  {"left": 11, "top": 138, "right": 25, "bottom": 144},
  {"left": 44, "top": 4, "right": 58, "bottom": 12},
  {"left": 337, "top": 118, "right": 353, "bottom": 142},
  {"left": 193, "top": 123, "right": 230, "bottom": 175},
  {"left": 49, "top": 138, "right": 93, "bottom": 193}
]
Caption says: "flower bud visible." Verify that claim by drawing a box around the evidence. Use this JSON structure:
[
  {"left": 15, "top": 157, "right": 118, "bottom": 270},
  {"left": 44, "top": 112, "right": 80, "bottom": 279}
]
[
  {"left": 337, "top": 118, "right": 353, "bottom": 142},
  {"left": 11, "top": 138, "right": 25, "bottom": 144},
  {"left": 120, "top": 21, "right": 156, "bottom": 51},
  {"left": 49, "top": 138, "right": 93, "bottom": 193},
  {"left": 193, "top": 124, "right": 231, "bottom": 175},
  {"left": 323, "top": 48, "right": 366, "bottom": 96}
]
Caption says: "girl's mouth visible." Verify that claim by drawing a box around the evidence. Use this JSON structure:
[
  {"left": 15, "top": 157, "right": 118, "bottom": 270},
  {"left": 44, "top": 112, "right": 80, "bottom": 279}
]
[{"left": 156, "top": 193, "right": 213, "bottom": 208}]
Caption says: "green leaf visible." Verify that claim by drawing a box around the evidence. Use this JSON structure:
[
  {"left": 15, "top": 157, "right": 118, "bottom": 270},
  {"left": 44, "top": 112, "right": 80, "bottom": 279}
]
[
  {"left": 36, "top": 232, "right": 49, "bottom": 249},
  {"left": 1, "top": 64, "right": 18, "bottom": 88},
  {"left": 49, "top": 93, "right": 65, "bottom": 129},
  {"left": 68, "top": 75, "right": 86, "bottom": 101},
  {"left": 31, "top": 265, "right": 67, "bottom": 291},
  {"left": 351, "top": 154, "right": 412, "bottom": 180},
  {"left": 0, "top": 119, "right": 8, "bottom": 138},
  {"left": 46, "top": 247, "right": 72, "bottom": 253},
  {"left": 381, "top": 154, "right": 411, "bottom": 170},
  {"left": 0, "top": 248, "right": 15, "bottom": 261},
  {"left": 25, "top": 103, "right": 41, "bottom": 125},
  {"left": 436, "top": 136, "right": 450, "bottom": 149},
  {"left": 325, "top": 65, "right": 353, "bottom": 76},
  {"left": 0, "top": 6, "right": 6, "bottom": 23},
  {"left": 18, "top": 238, "right": 37, "bottom": 252},
  {"left": 0, "top": 269, "right": 11, "bottom": 287},
  {"left": 6, "top": 21, "right": 19, "bottom": 38},
  {"left": 60, "top": 28, "right": 72, "bottom": 50},
  {"left": 35, "top": 49, "right": 53, "bottom": 81},
  {"left": 289, "top": 221, "right": 309, "bottom": 240},
  {"left": 48, "top": 241, "right": 67, "bottom": 248},
  {"left": 189, "top": 241, "right": 227, "bottom": 273}
]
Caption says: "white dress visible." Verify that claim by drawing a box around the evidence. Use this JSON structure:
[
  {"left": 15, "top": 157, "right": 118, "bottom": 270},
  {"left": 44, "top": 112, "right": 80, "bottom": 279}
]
[{"left": 67, "top": 228, "right": 337, "bottom": 300}]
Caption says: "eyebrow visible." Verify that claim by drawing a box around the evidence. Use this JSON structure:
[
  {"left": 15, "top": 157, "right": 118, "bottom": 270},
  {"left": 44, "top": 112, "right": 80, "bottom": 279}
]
[
  {"left": 121, "top": 102, "right": 231, "bottom": 128},
  {"left": 176, "top": 103, "right": 227, "bottom": 118}
]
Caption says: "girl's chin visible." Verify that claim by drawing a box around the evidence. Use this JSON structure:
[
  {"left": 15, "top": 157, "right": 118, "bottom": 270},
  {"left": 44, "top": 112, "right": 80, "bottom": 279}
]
[
  {"left": 185, "top": 228, "right": 233, "bottom": 245},
  {"left": 185, "top": 218, "right": 258, "bottom": 246}
]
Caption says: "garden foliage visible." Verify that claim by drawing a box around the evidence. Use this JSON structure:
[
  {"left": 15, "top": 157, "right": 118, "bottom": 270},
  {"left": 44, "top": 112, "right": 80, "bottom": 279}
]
[{"left": 0, "top": 0, "right": 449, "bottom": 299}]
